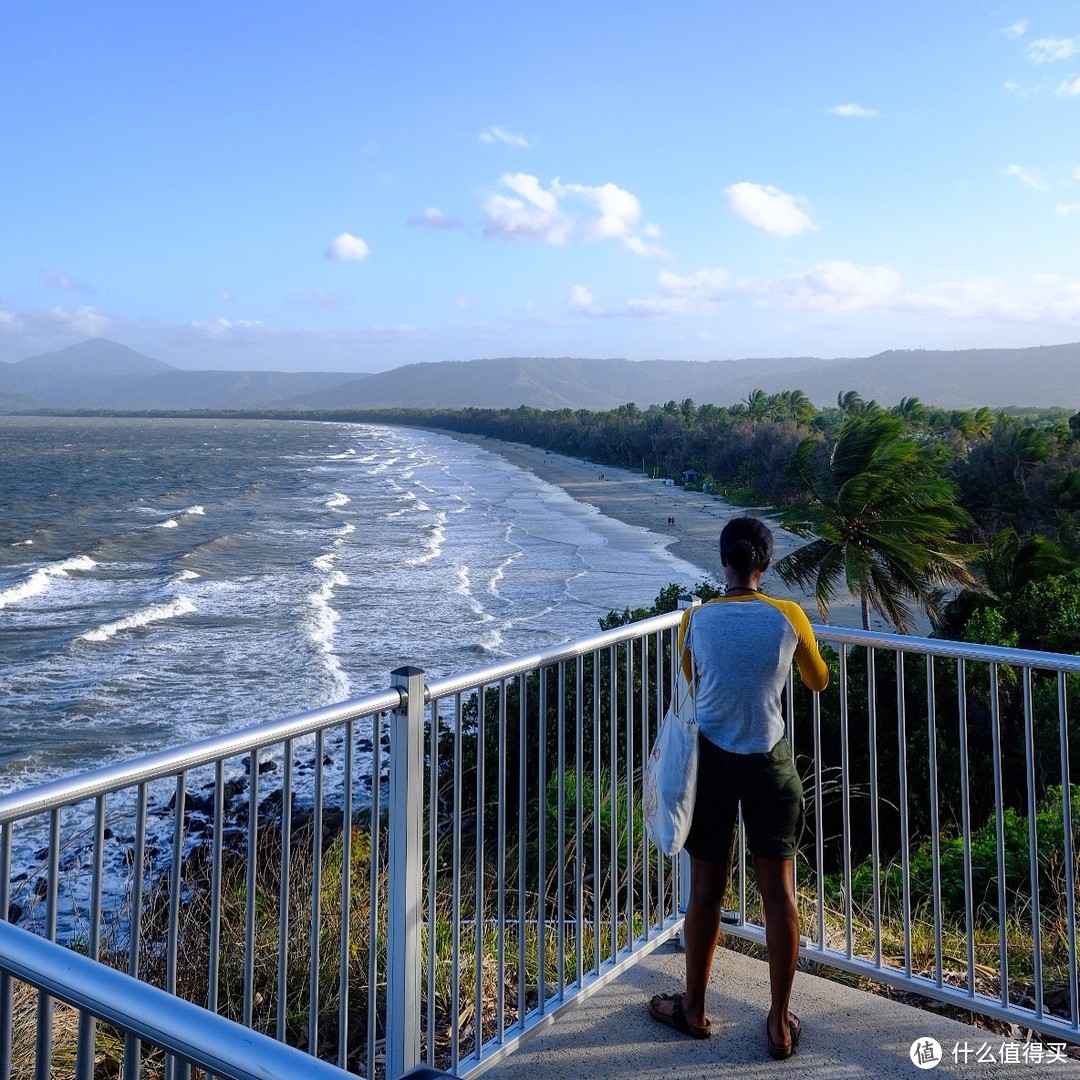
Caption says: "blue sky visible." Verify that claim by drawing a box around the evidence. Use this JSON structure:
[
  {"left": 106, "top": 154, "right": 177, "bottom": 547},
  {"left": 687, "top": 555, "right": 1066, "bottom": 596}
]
[{"left": 2, "top": 2, "right": 1079, "bottom": 372}]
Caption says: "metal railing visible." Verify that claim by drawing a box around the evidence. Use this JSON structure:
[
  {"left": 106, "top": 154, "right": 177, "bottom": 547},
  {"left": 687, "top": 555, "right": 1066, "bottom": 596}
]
[
  {"left": 0, "top": 609, "right": 1078, "bottom": 1078},
  {"left": 0, "top": 919, "right": 353, "bottom": 1080}
]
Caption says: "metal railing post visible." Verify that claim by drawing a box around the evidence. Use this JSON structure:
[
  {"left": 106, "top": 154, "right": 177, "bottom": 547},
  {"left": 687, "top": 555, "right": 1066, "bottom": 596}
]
[{"left": 387, "top": 666, "right": 426, "bottom": 1080}]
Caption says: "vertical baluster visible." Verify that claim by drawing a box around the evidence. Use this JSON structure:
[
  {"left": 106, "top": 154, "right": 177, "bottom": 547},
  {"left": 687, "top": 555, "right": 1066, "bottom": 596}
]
[
  {"left": 608, "top": 644, "right": 619, "bottom": 959},
  {"left": 75, "top": 795, "right": 106, "bottom": 1080},
  {"left": 575, "top": 656, "right": 584, "bottom": 983},
  {"left": 896, "top": 653, "right": 912, "bottom": 978},
  {"left": 812, "top": 687, "right": 824, "bottom": 951},
  {"left": 338, "top": 720, "right": 354, "bottom": 1068},
  {"left": 209, "top": 761, "right": 224, "bottom": 1018},
  {"left": 276, "top": 741, "right": 293, "bottom": 1042},
  {"left": 989, "top": 663, "right": 1009, "bottom": 1005},
  {"left": 428, "top": 700, "right": 441, "bottom": 1060},
  {"left": 555, "top": 662, "right": 566, "bottom": 999},
  {"left": 927, "top": 655, "right": 944, "bottom": 988},
  {"left": 1057, "top": 672, "right": 1077, "bottom": 1028},
  {"left": 625, "top": 641, "right": 635, "bottom": 953},
  {"left": 124, "top": 784, "right": 148, "bottom": 1080},
  {"left": 640, "top": 636, "right": 651, "bottom": 941},
  {"left": 167, "top": 775, "right": 187, "bottom": 1002},
  {"left": 243, "top": 754, "right": 258, "bottom": 1028},
  {"left": 517, "top": 674, "right": 528, "bottom": 1030},
  {"left": 474, "top": 684, "right": 487, "bottom": 1057},
  {"left": 497, "top": 679, "right": 508, "bottom": 1042},
  {"left": 592, "top": 648, "right": 602, "bottom": 973},
  {"left": 309, "top": 729, "right": 325, "bottom": 1056},
  {"left": 1022, "top": 668, "right": 1043, "bottom": 1019},
  {"left": 367, "top": 713, "right": 384, "bottom": 1080},
  {"left": 35, "top": 807, "right": 61, "bottom": 1080},
  {"left": 957, "top": 660, "right": 975, "bottom": 999},
  {"left": 839, "top": 649, "right": 853, "bottom": 958},
  {"left": 450, "top": 695, "right": 463, "bottom": 1071},
  {"left": 537, "top": 673, "right": 547, "bottom": 1016},
  {"left": 867, "top": 648, "right": 881, "bottom": 968}
]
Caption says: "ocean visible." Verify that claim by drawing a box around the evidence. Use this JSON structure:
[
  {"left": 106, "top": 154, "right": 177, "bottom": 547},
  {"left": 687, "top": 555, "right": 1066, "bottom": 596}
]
[{"left": 0, "top": 415, "right": 705, "bottom": 798}]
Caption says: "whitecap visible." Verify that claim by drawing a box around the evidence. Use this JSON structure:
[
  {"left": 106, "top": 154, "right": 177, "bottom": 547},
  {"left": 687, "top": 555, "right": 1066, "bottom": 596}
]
[
  {"left": 305, "top": 569, "right": 351, "bottom": 702},
  {"left": 78, "top": 596, "right": 197, "bottom": 643},
  {"left": 11, "top": 540, "right": 33, "bottom": 547},
  {"left": 325, "top": 492, "right": 350, "bottom": 509},
  {"left": 403, "top": 512, "right": 447, "bottom": 566},
  {"left": 0, "top": 555, "right": 97, "bottom": 609}
]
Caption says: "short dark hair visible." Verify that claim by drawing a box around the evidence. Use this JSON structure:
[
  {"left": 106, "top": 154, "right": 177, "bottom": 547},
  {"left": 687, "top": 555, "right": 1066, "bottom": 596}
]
[{"left": 720, "top": 516, "right": 774, "bottom": 575}]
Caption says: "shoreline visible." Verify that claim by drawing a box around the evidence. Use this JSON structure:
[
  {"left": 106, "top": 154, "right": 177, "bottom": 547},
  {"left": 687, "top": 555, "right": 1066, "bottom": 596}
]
[{"left": 438, "top": 431, "right": 842, "bottom": 618}]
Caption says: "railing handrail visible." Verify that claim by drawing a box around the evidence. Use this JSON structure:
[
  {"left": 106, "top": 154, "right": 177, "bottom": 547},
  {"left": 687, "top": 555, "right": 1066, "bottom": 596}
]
[
  {"left": 812, "top": 622, "right": 1080, "bottom": 672},
  {"left": 0, "top": 920, "right": 352, "bottom": 1079},
  {"left": 0, "top": 687, "right": 402, "bottom": 825},
  {"left": 424, "top": 608, "right": 684, "bottom": 700}
]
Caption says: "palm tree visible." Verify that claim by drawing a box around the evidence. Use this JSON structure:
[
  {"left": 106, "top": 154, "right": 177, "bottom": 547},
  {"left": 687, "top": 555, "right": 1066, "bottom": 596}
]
[{"left": 775, "top": 413, "right": 976, "bottom": 632}]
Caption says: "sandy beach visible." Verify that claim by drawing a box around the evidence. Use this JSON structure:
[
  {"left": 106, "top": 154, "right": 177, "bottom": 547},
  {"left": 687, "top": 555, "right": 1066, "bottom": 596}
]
[{"left": 441, "top": 431, "right": 839, "bottom": 618}]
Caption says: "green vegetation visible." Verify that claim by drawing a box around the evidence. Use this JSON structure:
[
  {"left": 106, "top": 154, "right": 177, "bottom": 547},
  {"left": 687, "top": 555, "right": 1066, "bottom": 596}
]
[{"left": 775, "top": 412, "right": 977, "bottom": 631}]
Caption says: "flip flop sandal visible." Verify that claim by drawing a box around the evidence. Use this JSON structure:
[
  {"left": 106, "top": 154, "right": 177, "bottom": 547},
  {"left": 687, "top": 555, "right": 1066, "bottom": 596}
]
[
  {"left": 648, "top": 992, "right": 711, "bottom": 1039},
  {"left": 767, "top": 1013, "right": 801, "bottom": 1059}
]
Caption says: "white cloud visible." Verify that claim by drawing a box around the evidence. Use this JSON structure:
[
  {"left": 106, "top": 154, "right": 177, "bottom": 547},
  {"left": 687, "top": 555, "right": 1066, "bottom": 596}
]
[
  {"left": 324, "top": 232, "right": 371, "bottom": 261},
  {"left": 567, "top": 285, "right": 602, "bottom": 315},
  {"left": 724, "top": 182, "right": 818, "bottom": 237},
  {"left": 1005, "top": 164, "right": 1048, "bottom": 190},
  {"left": 220, "top": 290, "right": 236, "bottom": 303},
  {"left": 756, "top": 261, "right": 901, "bottom": 313},
  {"left": 43, "top": 271, "right": 93, "bottom": 294},
  {"left": 0, "top": 303, "right": 113, "bottom": 342},
  {"left": 481, "top": 174, "right": 665, "bottom": 254},
  {"left": 483, "top": 173, "right": 573, "bottom": 245},
  {"left": 406, "top": 207, "right": 463, "bottom": 229},
  {"left": 829, "top": 103, "right": 879, "bottom": 118},
  {"left": 1027, "top": 36, "right": 1080, "bottom": 63},
  {"left": 1055, "top": 203, "right": 1080, "bottom": 215},
  {"left": 1056, "top": 74, "right": 1080, "bottom": 96},
  {"left": 479, "top": 125, "right": 535, "bottom": 148},
  {"left": 657, "top": 267, "right": 733, "bottom": 302},
  {"left": 1004, "top": 79, "right": 1022, "bottom": 93},
  {"left": 1002, "top": 20, "right": 1028, "bottom": 39},
  {"left": 560, "top": 258, "right": 1080, "bottom": 338}
]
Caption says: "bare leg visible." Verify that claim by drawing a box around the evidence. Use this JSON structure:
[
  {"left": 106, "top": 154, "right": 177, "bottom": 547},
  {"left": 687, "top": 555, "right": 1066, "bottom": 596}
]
[
  {"left": 652, "top": 854, "right": 729, "bottom": 1029},
  {"left": 755, "top": 855, "right": 799, "bottom": 1050}
]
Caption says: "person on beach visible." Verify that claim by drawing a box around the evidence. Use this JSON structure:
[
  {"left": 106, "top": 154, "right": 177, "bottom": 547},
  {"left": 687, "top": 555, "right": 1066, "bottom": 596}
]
[{"left": 648, "top": 515, "right": 829, "bottom": 1059}]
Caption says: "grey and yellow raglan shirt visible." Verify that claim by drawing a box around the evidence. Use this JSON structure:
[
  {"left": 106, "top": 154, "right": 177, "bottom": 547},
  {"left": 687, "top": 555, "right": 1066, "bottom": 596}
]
[{"left": 679, "top": 595, "right": 830, "bottom": 755}]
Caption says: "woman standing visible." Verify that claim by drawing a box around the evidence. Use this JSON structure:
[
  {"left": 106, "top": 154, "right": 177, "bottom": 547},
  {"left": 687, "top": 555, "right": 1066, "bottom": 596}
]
[{"left": 648, "top": 516, "right": 829, "bottom": 1059}]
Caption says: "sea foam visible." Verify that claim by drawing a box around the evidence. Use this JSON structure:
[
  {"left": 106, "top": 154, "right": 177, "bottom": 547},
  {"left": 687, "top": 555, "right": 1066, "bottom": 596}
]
[
  {"left": 0, "top": 555, "right": 98, "bottom": 609},
  {"left": 79, "top": 596, "right": 197, "bottom": 643}
]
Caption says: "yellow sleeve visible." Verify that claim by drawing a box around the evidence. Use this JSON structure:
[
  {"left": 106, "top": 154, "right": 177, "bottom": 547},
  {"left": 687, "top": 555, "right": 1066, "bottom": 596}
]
[
  {"left": 781, "top": 600, "right": 830, "bottom": 692},
  {"left": 677, "top": 606, "right": 695, "bottom": 685}
]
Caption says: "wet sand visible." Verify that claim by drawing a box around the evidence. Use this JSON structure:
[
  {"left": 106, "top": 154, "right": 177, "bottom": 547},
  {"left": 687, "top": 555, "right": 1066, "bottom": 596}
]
[{"left": 440, "top": 432, "right": 865, "bottom": 624}]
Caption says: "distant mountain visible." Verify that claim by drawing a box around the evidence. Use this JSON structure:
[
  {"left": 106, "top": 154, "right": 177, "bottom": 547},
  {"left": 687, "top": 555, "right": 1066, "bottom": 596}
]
[
  {"left": 284, "top": 354, "right": 839, "bottom": 411},
  {"left": 3, "top": 338, "right": 1079, "bottom": 413},
  {"left": 698, "top": 344, "right": 1080, "bottom": 410},
  {"left": 0, "top": 338, "right": 361, "bottom": 409}
]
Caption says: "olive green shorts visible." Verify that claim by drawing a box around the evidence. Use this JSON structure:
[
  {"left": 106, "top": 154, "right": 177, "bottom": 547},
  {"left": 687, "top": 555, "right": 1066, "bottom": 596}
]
[{"left": 684, "top": 734, "right": 804, "bottom": 862}]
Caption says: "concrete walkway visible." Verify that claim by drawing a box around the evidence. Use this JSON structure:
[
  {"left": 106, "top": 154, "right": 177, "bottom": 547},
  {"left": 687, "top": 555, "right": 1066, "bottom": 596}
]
[{"left": 480, "top": 942, "right": 1078, "bottom": 1078}]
